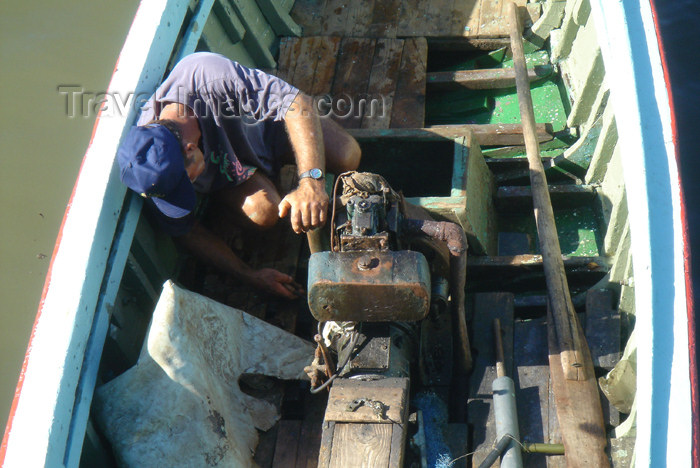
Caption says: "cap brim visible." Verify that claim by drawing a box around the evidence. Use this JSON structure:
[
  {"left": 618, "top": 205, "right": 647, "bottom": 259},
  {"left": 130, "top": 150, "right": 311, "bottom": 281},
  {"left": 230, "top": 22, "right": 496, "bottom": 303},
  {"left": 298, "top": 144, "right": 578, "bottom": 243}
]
[{"left": 151, "top": 174, "right": 197, "bottom": 219}]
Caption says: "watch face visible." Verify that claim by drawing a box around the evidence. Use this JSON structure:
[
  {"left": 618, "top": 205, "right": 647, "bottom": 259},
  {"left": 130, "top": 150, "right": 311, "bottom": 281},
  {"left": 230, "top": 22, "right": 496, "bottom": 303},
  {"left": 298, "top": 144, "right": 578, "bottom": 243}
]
[{"left": 310, "top": 168, "right": 323, "bottom": 179}]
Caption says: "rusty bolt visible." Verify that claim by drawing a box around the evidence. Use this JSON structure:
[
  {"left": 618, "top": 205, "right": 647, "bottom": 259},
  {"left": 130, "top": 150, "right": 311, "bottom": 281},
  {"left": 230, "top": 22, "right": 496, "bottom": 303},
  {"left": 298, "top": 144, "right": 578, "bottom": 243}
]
[
  {"left": 358, "top": 255, "right": 379, "bottom": 271},
  {"left": 358, "top": 255, "right": 372, "bottom": 270}
]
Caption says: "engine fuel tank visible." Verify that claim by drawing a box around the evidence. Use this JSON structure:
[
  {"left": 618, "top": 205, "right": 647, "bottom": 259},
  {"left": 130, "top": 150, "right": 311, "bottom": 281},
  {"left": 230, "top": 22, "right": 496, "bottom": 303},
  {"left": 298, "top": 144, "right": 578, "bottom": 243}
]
[{"left": 308, "top": 250, "right": 431, "bottom": 322}]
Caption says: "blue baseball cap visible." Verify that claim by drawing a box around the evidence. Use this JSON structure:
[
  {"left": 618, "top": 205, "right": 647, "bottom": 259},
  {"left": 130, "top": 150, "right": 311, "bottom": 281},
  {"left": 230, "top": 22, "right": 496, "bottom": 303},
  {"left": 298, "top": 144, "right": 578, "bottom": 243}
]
[{"left": 117, "top": 124, "right": 196, "bottom": 219}]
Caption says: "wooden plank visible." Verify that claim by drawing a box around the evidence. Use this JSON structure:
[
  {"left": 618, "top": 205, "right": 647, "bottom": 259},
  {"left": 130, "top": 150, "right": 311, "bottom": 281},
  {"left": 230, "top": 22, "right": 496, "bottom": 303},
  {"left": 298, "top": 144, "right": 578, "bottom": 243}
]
[
  {"left": 347, "top": 123, "right": 554, "bottom": 146},
  {"left": 347, "top": 0, "right": 375, "bottom": 36},
  {"left": 295, "top": 419, "right": 323, "bottom": 468},
  {"left": 289, "top": 0, "right": 326, "bottom": 35},
  {"left": 479, "top": 0, "right": 530, "bottom": 37},
  {"left": 310, "top": 36, "right": 342, "bottom": 96},
  {"left": 318, "top": 421, "right": 335, "bottom": 468},
  {"left": 387, "top": 424, "right": 405, "bottom": 468},
  {"left": 514, "top": 317, "right": 566, "bottom": 468},
  {"left": 585, "top": 289, "right": 621, "bottom": 371},
  {"left": 325, "top": 378, "right": 408, "bottom": 423},
  {"left": 329, "top": 423, "right": 392, "bottom": 467},
  {"left": 290, "top": 37, "right": 321, "bottom": 93},
  {"left": 272, "top": 420, "right": 303, "bottom": 468},
  {"left": 423, "top": 0, "right": 456, "bottom": 37},
  {"left": 547, "top": 307, "right": 609, "bottom": 467},
  {"left": 254, "top": 424, "right": 279, "bottom": 468},
  {"left": 495, "top": 184, "right": 596, "bottom": 212},
  {"left": 256, "top": 0, "right": 302, "bottom": 36},
  {"left": 366, "top": 0, "right": 400, "bottom": 37},
  {"left": 427, "top": 66, "right": 549, "bottom": 90},
  {"left": 321, "top": 0, "right": 351, "bottom": 35},
  {"left": 453, "top": 0, "right": 481, "bottom": 36},
  {"left": 361, "top": 38, "right": 404, "bottom": 129},
  {"left": 331, "top": 38, "right": 376, "bottom": 129},
  {"left": 276, "top": 36, "right": 300, "bottom": 82},
  {"left": 396, "top": 0, "right": 431, "bottom": 37},
  {"left": 390, "top": 37, "right": 427, "bottom": 128},
  {"left": 468, "top": 293, "right": 514, "bottom": 468}
]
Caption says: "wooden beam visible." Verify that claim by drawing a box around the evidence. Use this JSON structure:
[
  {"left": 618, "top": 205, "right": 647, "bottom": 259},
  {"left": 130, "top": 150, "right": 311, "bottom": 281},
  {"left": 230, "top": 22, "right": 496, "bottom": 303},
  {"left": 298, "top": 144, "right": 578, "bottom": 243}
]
[
  {"left": 508, "top": 1, "right": 585, "bottom": 381},
  {"left": 495, "top": 184, "right": 596, "bottom": 212},
  {"left": 256, "top": 0, "right": 301, "bottom": 36},
  {"left": 427, "top": 66, "right": 551, "bottom": 90},
  {"left": 508, "top": 2, "right": 608, "bottom": 465},
  {"left": 347, "top": 123, "right": 553, "bottom": 145}
]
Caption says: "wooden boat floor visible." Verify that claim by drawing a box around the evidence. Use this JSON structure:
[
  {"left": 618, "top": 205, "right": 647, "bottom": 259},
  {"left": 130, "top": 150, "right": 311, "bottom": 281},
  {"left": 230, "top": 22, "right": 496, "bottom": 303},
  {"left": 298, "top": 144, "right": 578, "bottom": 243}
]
[
  {"left": 276, "top": 36, "right": 428, "bottom": 128},
  {"left": 290, "top": 0, "right": 542, "bottom": 39}
]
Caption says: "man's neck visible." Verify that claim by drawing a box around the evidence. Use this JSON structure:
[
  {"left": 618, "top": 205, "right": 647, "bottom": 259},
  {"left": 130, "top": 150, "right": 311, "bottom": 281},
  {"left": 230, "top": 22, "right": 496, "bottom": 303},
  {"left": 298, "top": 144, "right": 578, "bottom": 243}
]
[{"left": 159, "top": 103, "right": 201, "bottom": 145}]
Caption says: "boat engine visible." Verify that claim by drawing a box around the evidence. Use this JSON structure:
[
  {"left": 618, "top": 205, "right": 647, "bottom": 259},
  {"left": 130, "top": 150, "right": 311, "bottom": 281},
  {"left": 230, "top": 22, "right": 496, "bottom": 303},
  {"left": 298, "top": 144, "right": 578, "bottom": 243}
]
[{"left": 305, "top": 172, "right": 470, "bottom": 465}]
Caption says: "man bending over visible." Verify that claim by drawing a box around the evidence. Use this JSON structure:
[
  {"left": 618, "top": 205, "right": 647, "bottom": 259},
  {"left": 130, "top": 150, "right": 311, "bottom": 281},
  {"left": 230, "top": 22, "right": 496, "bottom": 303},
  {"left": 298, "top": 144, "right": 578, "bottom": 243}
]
[{"left": 117, "top": 52, "right": 361, "bottom": 299}]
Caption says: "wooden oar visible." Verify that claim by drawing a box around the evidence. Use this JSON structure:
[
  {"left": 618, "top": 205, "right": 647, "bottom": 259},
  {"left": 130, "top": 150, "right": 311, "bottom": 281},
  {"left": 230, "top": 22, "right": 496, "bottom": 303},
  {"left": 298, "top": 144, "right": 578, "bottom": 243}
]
[
  {"left": 506, "top": 1, "right": 583, "bottom": 382},
  {"left": 507, "top": 3, "right": 609, "bottom": 466}
]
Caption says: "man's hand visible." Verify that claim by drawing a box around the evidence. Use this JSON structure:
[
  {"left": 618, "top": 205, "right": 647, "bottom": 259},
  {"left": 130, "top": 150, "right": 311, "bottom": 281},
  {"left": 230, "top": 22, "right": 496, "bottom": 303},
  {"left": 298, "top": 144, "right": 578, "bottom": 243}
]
[
  {"left": 250, "top": 268, "right": 305, "bottom": 299},
  {"left": 278, "top": 179, "right": 329, "bottom": 234}
]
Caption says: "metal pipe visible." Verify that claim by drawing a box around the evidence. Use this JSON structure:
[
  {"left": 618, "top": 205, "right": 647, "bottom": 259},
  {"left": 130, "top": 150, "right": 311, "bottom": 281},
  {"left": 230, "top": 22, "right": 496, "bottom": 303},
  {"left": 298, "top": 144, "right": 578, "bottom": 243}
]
[
  {"left": 493, "top": 377, "right": 523, "bottom": 468},
  {"left": 522, "top": 443, "right": 565, "bottom": 455},
  {"left": 492, "top": 318, "right": 523, "bottom": 468}
]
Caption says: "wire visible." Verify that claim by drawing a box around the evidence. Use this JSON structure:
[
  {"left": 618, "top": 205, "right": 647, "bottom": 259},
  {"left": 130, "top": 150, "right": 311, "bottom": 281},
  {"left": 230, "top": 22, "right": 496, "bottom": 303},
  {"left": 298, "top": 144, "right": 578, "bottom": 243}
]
[
  {"left": 309, "top": 331, "right": 359, "bottom": 394},
  {"left": 329, "top": 171, "right": 355, "bottom": 252}
]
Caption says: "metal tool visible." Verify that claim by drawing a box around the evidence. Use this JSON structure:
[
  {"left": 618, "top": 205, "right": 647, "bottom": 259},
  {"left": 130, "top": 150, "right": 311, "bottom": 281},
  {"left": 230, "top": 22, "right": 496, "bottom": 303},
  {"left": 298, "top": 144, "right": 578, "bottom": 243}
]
[{"left": 492, "top": 318, "right": 523, "bottom": 468}]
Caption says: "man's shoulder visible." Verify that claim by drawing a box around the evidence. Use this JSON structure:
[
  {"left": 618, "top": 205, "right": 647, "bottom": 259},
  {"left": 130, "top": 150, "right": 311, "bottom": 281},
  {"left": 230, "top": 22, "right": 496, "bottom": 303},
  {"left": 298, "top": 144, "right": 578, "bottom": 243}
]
[{"left": 174, "top": 52, "right": 238, "bottom": 74}]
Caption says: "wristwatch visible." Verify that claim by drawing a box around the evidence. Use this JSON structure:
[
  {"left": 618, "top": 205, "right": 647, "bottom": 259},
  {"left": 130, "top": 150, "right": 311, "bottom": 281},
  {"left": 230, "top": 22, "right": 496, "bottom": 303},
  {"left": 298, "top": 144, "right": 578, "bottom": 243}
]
[{"left": 299, "top": 168, "right": 324, "bottom": 181}]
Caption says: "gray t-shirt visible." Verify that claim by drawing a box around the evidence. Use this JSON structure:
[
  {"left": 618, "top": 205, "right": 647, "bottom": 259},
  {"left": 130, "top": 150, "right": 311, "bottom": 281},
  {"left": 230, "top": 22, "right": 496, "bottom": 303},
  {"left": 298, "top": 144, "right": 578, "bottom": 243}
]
[{"left": 137, "top": 52, "right": 300, "bottom": 193}]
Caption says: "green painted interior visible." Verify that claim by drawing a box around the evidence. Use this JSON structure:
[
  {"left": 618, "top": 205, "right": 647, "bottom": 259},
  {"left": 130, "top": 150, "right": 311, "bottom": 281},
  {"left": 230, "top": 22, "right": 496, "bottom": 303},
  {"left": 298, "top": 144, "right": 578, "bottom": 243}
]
[
  {"left": 425, "top": 49, "right": 569, "bottom": 132},
  {"left": 498, "top": 205, "right": 602, "bottom": 257}
]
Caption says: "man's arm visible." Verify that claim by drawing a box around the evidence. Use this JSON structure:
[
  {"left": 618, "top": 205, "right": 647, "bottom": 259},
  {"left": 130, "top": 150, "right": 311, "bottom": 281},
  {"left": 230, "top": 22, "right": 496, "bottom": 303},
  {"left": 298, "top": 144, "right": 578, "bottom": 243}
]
[
  {"left": 177, "top": 222, "right": 304, "bottom": 299},
  {"left": 278, "top": 93, "right": 330, "bottom": 234}
]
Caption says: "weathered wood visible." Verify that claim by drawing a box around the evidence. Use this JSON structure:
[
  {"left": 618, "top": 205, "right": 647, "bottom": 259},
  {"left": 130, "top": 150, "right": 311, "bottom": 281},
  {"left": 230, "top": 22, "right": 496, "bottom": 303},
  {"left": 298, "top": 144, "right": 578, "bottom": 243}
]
[
  {"left": 391, "top": 37, "right": 428, "bottom": 128},
  {"left": 508, "top": 1, "right": 585, "bottom": 381},
  {"left": 331, "top": 38, "right": 376, "bottom": 128},
  {"left": 468, "top": 293, "right": 515, "bottom": 468},
  {"left": 272, "top": 420, "right": 303, "bottom": 468},
  {"left": 547, "top": 307, "right": 609, "bottom": 467},
  {"left": 321, "top": 0, "right": 351, "bottom": 35},
  {"left": 276, "top": 36, "right": 301, "bottom": 82},
  {"left": 290, "top": 36, "right": 320, "bottom": 93},
  {"left": 427, "top": 66, "right": 550, "bottom": 90},
  {"left": 387, "top": 423, "right": 405, "bottom": 468},
  {"left": 425, "top": 0, "right": 456, "bottom": 37},
  {"left": 362, "top": 38, "right": 404, "bottom": 129},
  {"left": 317, "top": 421, "right": 335, "bottom": 468},
  {"left": 453, "top": 135, "right": 498, "bottom": 255},
  {"left": 310, "top": 36, "right": 341, "bottom": 96},
  {"left": 468, "top": 255, "right": 608, "bottom": 272},
  {"left": 289, "top": 0, "right": 539, "bottom": 38},
  {"left": 367, "top": 0, "right": 400, "bottom": 37},
  {"left": 585, "top": 289, "right": 621, "bottom": 371},
  {"left": 495, "top": 184, "right": 596, "bottom": 212},
  {"left": 295, "top": 418, "right": 323, "bottom": 468},
  {"left": 329, "top": 423, "right": 392, "bottom": 467},
  {"left": 456, "top": 0, "right": 481, "bottom": 37},
  {"left": 348, "top": 0, "right": 376, "bottom": 36},
  {"left": 324, "top": 378, "right": 408, "bottom": 423},
  {"left": 347, "top": 123, "right": 554, "bottom": 146},
  {"left": 289, "top": 0, "right": 325, "bottom": 35},
  {"left": 254, "top": 424, "right": 278, "bottom": 468},
  {"left": 397, "top": 0, "right": 432, "bottom": 37}
]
